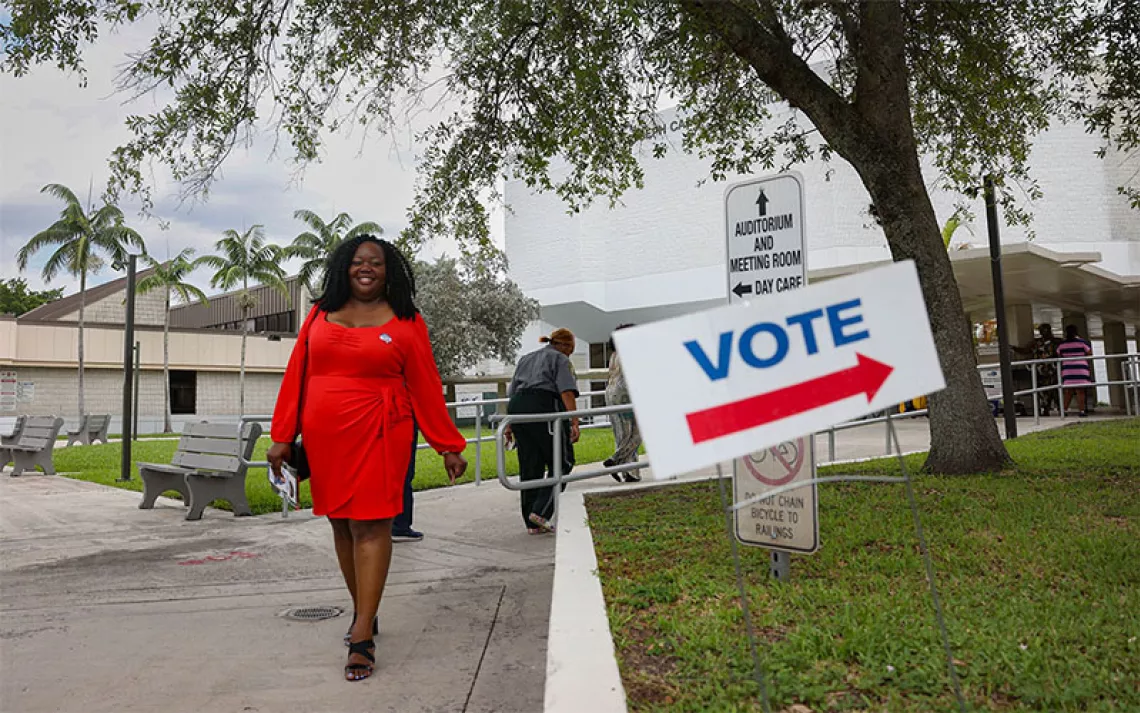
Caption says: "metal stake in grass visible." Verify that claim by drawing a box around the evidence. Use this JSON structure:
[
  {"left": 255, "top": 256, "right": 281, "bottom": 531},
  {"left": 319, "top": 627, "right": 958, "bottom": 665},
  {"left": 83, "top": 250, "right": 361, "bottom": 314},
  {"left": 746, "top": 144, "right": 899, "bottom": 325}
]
[
  {"left": 715, "top": 462, "right": 773, "bottom": 713},
  {"left": 887, "top": 414, "right": 969, "bottom": 713}
]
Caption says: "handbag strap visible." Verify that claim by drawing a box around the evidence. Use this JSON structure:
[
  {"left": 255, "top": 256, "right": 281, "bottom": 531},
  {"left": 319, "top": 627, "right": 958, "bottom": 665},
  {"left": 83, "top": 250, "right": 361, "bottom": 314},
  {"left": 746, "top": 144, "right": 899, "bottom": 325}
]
[{"left": 295, "top": 308, "right": 319, "bottom": 439}]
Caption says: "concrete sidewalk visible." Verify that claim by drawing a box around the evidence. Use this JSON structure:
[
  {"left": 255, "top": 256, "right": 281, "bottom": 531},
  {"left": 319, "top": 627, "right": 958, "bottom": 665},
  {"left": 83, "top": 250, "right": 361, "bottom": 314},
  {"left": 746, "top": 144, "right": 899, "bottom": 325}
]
[{"left": 0, "top": 475, "right": 553, "bottom": 713}]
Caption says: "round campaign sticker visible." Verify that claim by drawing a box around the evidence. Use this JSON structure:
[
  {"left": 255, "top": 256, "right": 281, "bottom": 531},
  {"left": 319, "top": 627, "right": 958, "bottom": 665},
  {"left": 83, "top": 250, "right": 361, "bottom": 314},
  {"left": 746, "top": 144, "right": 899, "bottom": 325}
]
[{"left": 742, "top": 438, "right": 806, "bottom": 487}]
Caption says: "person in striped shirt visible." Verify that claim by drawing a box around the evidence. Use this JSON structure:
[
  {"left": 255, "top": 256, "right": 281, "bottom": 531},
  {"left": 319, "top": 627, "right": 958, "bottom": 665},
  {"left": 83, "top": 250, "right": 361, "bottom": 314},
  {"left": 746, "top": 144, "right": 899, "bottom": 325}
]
[{"left": 1056, "top": 325, "right": 1093, "bottom": 417}]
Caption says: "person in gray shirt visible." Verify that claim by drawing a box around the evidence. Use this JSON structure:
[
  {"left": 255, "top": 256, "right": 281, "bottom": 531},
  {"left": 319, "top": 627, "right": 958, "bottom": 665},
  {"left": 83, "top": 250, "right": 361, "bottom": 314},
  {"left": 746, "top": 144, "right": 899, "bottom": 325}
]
[{"left": 506, "top": 328, "right": 580, "bottom": 533}]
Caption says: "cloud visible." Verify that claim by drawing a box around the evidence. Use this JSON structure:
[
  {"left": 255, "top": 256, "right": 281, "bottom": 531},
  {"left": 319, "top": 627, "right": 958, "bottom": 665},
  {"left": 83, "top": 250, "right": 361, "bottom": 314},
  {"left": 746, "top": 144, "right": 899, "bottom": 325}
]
[{"left": 0, "top": 18, "right": 504, "bottom": 299}]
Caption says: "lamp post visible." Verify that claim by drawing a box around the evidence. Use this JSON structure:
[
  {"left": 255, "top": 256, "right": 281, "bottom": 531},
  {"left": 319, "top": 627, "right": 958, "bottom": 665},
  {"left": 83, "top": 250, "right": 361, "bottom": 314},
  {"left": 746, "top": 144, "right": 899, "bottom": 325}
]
[
  {"left": 984, "top": 176, "right": 1018, "bottom": 440},
  {"left": 118, "top": 253, "right": 138, "bottom": 481}
]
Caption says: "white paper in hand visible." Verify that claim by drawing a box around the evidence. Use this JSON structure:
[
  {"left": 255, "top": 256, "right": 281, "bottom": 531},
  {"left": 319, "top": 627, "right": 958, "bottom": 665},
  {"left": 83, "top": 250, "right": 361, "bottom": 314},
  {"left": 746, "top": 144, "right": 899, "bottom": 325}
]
[{"left": 268, "top": 466, "right": 299, "bottom": 508}]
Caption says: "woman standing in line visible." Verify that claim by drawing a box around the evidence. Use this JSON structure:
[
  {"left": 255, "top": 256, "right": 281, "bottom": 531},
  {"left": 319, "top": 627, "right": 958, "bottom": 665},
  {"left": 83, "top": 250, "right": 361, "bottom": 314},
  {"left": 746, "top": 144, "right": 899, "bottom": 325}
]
[
  {"left": 603, "top": 324, "right": 642, "bottom": 482},
  {"left": 506, "top": 328, "right": 580, "bottom": 534},
  {"left": 267, "top": 235, "right": 467, "bottom": 682},
  {"left": 1056, "top": 324, "right": 1094, "bottom": 417}
]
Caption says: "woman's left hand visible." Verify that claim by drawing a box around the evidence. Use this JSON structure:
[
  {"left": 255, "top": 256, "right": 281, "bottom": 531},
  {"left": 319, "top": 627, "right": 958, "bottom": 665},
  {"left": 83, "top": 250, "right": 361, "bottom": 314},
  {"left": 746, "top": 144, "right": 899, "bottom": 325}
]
[{"left": 443, "top": 452, "right": 467, "bottom": 485}]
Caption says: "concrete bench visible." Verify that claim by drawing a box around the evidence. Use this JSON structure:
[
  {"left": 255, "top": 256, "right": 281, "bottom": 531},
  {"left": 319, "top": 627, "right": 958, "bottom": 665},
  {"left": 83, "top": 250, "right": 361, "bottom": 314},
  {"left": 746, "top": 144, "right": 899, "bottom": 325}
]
[
  {"left": 6, "top": 416, "right": 65, "bottom": 476},
  {"left": 1, "top": 415, "right": 27, "bottom": 467},
  {"left": 138, "top": 421, "right": 263, "bottom": 521},
  {"left": 65, "top": 414, "right": 112, "bottom": 446}
]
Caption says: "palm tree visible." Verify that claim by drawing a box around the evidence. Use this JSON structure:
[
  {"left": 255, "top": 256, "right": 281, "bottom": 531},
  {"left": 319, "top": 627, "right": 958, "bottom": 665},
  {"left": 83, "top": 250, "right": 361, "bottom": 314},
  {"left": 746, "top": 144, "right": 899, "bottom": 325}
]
[
  {"left": 16, "top": 183, "right": 145, "bottom": 419},
  {"left": 136, "top": 249, "right": 210, "bottom": 433},
  {"left": 198, "top": 225, "right": 288, "bottom": 416},
  {"left": 286, "top": 210, "right": 383, "bottom": 293}
]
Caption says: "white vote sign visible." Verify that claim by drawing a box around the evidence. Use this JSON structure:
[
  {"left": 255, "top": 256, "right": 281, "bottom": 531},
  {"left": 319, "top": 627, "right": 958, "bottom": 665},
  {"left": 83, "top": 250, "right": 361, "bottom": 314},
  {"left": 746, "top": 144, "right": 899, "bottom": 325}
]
[
  {"left": 726, "top": 173, "right": 805, "bottom": 303},
  {"left": 614, "top": 260, "right": 946, "bottom": 480}
]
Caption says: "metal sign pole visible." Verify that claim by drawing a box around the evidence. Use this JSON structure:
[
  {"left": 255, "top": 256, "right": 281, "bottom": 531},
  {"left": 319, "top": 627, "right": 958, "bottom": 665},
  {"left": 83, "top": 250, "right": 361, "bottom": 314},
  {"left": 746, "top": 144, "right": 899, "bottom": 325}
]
[
  {"left": 132, "top": 342, "right": 141, "bottom": 440},
  {"left": 984, "top": 175, "right": 1018, "bottom": 439},
  {"left": 769, "top": 551, "right": 790, "bottom": 582},
  {"left": 118, "top": 254, "right": 137, "bottom": 482}
]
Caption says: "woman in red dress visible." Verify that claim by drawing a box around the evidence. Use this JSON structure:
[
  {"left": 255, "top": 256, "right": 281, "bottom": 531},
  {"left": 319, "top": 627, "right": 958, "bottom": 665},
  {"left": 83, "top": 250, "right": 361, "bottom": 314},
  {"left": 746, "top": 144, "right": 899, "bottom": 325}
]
[{"left": 268, "top": 235, "right": 467, "bottom": 682}]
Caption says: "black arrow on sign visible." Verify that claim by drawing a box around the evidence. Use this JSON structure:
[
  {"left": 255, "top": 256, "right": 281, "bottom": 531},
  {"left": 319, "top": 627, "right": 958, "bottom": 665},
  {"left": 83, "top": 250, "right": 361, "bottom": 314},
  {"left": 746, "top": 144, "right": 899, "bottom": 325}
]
[
  {"left": 756, "top": 190, "right": 769, "bottom": 217},
  {"left": 732, "top": 282, "right": 753, "bottom": 299}
]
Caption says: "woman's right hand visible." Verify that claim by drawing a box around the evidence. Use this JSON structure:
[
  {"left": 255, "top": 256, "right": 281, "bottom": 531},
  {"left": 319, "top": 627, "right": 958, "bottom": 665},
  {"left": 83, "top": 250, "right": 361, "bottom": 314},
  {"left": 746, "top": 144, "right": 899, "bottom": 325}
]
[{"left": 267, "top": 442, "right": 291, "bottom": 478}]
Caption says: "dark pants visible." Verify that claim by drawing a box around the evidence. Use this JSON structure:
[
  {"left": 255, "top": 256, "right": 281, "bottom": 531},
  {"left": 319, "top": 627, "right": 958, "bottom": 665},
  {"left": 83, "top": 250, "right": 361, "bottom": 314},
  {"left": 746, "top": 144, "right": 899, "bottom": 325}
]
[
  {"left": 509, "top": 390, "right": 573, "bottom": 529},
  {"left": 393, "top": 423, "right": 418, "bottom": 532}
]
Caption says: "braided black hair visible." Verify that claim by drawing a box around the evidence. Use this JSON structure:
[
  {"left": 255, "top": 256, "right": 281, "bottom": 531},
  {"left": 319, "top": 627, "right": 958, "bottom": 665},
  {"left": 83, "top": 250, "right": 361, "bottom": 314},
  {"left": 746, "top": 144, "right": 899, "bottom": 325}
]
[{"left": 314, "top": 234, "right": 418, "bottom": 319}]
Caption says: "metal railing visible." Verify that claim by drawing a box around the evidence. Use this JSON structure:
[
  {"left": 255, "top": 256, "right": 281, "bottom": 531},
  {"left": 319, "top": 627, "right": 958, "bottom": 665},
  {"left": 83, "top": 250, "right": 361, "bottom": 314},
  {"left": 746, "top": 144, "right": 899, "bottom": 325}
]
[
  {"left": 481, "top": 351, "right": 1140, "bottom": 527},
  {"left": 490, "top": 403, "right": 649, "bottom": 528},
  {"left": 210, "top": 351, "right": 1138, "bottom": 519},
  {"left": 820, "top": 351, "right": 1140, "bottom": 462},
  {"left": 227, "top": 388, "right": 610, "bottom": 516}
]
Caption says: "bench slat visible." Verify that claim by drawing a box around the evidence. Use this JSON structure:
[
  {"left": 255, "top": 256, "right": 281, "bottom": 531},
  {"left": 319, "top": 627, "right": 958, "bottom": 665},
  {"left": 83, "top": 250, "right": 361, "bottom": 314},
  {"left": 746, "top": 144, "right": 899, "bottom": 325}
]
[
  {"left": 14, "top": 437, "right": 49, "bottom": 450},
  {"left": 137, "top": 462, "right": 194, "bottom": 475},
  {"left": 172, "top": 452, "right": 242, "bottom": 472},
  {"left": 182, "top": 422, "right": 250, "bottom": 439},
  {"left": 176, "top": 436, "right": 245, "bottom": 456},
  {"left": 23, "top": 426, "right": 58, "bottom": 438}
]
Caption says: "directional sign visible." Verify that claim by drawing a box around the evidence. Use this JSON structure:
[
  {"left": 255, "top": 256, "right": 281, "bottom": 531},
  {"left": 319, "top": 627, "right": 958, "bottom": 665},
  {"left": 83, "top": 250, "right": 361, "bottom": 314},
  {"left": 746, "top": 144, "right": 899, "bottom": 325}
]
[
  {"left": 726, "top": 173, "right": 805, "bottom": 306},
  {"left": 726, "top": 173, "right": 814, "bottom": 551},
  {"left": 613, "top": 260, "right": 946, "bottom": 481}
]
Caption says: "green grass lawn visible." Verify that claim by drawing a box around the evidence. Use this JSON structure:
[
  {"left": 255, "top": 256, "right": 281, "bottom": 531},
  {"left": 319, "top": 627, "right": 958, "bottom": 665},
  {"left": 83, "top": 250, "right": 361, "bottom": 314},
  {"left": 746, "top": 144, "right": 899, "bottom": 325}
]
[
  {"left": 588, "top": 419, "right": 1140, "bottom": 712},
  {"left": 50, "top": 424, "right": 621, "bottom": 515}
]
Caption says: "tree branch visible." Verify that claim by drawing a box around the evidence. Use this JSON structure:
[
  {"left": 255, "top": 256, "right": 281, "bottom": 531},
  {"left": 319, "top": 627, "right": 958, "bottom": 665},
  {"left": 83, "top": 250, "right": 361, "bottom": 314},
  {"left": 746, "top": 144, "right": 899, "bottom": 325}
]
[{"left": 677, "top": 0, "right": 869, "bottom": 160}]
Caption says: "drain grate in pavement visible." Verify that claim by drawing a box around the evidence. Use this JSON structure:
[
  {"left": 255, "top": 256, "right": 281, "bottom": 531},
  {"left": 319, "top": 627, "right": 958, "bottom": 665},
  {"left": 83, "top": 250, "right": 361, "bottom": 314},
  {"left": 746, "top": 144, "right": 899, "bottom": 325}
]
[{"left": 283, "top": 605, "right": 344, "bottom": 622}]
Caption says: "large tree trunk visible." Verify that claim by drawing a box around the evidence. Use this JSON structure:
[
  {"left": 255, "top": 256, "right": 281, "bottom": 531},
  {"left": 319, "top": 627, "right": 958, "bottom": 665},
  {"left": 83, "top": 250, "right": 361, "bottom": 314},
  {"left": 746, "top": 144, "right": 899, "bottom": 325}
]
[
  {"left": 842, "top": 2, "right": 1010, "bottom": 473},
  {"left": 861, "top": 156, "right": 1012, "bottom": 473},
  {"left": 77, "top": 269, "right": 86, "bottom": 420},
  {"left": 163, "top": 290, "right": 172, "bottom": 433}
]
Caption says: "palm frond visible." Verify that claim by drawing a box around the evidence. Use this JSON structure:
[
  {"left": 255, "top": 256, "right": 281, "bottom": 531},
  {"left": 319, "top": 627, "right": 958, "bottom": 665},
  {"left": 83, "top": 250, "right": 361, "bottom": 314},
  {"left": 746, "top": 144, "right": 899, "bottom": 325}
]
[
  {"left": 195, "top": 254, "right": 227, "bottom": 270},
  {"left": 293, "top": 209, "right": 327, "bottom": 234},
  {"left": 40, "top": 183, "right": 83, "bottom": 209},
  {"left": 346, "top": 221, "right": 384, "bottom": 239},
  {"left": 330, "top": 212, "right": 354, "bottom": 235},
  {"left": 41, "top": 243, "right": 77, "bottom": 283},
  {"left": 17, "top": 226, "right": 76, "bottom": 269},
  {"left": 172, "top": 283, "right": 210, "bottom": 306}
]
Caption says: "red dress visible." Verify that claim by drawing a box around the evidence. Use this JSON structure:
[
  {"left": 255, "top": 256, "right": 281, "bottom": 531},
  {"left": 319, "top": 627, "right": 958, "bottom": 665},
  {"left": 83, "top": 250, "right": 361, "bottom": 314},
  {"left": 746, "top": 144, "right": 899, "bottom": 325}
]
[{"left": 271, "top": 307, "right": 467, "bottom": 520}]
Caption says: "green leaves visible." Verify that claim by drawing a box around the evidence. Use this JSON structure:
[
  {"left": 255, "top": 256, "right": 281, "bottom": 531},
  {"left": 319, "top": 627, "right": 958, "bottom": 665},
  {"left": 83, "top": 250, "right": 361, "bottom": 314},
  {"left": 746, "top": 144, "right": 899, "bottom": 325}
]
[
  {"left": 3, "top": 0, "right": 1135, "bottom": 240},
  {"left": 201, "top": 224, "right": 288, "bottom": 302},
  {"left": 0, "top": 278, "right": 65, "bottom": 316},
  {"left": 416, "top": 253, "right": 538, "bottom": 378},
  {"left": 136, "top": 247, "right": 210, "bottom": 306},
  {"left": 16, "top": 182, "right": 145, "bottom": 283}
]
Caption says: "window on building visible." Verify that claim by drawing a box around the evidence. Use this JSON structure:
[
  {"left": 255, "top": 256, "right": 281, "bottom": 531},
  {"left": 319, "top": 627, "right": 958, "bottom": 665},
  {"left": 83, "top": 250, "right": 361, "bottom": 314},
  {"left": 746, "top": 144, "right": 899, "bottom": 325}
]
[{"left": 170, "top": 370, "right": 197, "bottom": 414}]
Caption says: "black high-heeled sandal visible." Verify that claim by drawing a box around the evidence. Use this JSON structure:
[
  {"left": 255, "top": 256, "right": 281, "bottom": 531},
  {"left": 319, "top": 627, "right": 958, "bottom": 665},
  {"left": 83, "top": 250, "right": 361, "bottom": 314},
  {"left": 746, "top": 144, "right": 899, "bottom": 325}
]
[
  {"left": 344, "top": 614, "right": 379, "bottom": 646},
  {"left": 345, "top": 639, "right": 375, "bottom": 681}
]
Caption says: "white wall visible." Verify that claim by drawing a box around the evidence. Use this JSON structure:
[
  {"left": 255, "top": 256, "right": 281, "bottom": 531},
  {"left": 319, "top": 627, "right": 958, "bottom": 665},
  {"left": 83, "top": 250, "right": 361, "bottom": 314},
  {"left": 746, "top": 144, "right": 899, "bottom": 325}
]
[{"left": 504, "top": 106, "right": 1139, "bottom": 331}]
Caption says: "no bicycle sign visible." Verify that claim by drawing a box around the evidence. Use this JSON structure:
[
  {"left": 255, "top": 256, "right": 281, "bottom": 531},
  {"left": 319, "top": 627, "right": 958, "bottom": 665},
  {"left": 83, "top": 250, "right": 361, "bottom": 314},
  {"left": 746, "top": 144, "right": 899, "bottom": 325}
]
[{"left": 613, "top": 260, "right": 945, "bottom": 482}]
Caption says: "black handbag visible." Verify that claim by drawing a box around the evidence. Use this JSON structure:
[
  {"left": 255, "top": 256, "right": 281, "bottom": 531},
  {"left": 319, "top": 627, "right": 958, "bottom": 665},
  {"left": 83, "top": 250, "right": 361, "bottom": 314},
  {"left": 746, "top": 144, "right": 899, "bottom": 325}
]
[{"left": 285, "top": 309, "right": 318, "bottom": 481}]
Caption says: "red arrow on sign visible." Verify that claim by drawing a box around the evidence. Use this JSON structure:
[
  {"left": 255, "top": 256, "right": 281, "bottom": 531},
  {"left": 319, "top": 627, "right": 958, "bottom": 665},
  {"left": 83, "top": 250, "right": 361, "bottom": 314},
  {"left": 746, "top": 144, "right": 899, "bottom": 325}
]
[{"left": 686, "top": 353, "right": 894, "bottom": 444}]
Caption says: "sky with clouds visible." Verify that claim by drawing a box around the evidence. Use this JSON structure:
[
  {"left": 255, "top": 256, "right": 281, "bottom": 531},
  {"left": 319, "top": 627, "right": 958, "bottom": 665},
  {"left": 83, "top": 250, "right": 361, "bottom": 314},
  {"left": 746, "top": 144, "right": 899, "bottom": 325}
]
[{"left": 0, "top": 15, "right": 500, "bottom": 299}]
